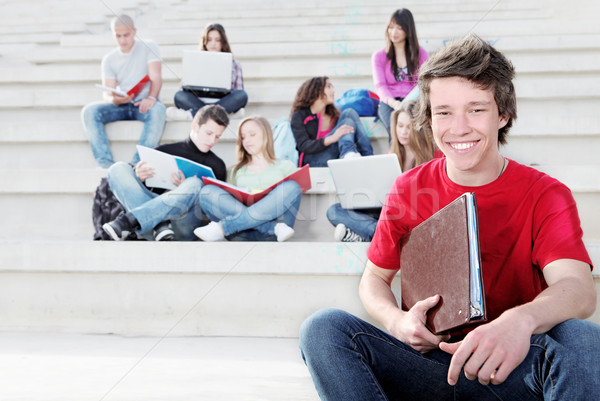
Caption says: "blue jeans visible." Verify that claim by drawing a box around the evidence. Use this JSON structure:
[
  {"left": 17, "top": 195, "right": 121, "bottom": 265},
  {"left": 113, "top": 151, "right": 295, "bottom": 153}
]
[
  {"left": 81, "top": 101, "right": 166, "bottom": 168},
  {"left": 107, "top": 162, "right": 206, "bottom": 240},
  {"left": 377, "top": 99, "right": 403, "bottom": 142},
  {"left": 174, "top": 89, "right": 248, "bottom": 115},
  {"left": 300, "top": 308, "right": 600, "bottom": 401},
  {"left": 302, "top": 109, "right": 374, "bottom": 167},
  {"left": 199, "top": 180, "right": 302, "bottom": 241},
  {"left": 326, "top": 203, "right": 380, "bottom": 241}
]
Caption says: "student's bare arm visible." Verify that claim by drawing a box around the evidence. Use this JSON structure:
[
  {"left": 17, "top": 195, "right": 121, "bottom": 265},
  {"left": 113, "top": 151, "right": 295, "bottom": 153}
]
[
  {"left": 359, "top": 260, "right": 449, "bottom": 353},
  {"left": 442, "top": 259, "right": 595, "bottom": 386},
  {"left": 136, "top": 61, "right": 162, "bottom": 113}
]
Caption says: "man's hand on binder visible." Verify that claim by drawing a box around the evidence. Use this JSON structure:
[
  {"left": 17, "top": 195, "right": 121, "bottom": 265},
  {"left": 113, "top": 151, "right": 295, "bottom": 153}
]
[
  {"left": 439, "top": 310, "right": 531, "bottom": 386},
  {"left": 392, "top": 294, "right": 450, "bottom": 353}
]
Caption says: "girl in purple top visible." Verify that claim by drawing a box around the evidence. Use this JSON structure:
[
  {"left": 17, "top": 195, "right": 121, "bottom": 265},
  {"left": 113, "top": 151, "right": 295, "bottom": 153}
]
[{"left": 372, "top": 9, "right": 428, "bottom": 136}]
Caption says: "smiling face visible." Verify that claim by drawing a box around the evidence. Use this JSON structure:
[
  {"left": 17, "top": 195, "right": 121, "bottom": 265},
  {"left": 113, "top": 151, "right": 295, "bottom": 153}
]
[
  {"left": 430, "top": 76, "right": 508, "bottom": 185},
  {"left": 387, "top": 21, "right": 406, "bottom": 44},
  {"left": 240, "top": 119, "right": 265, "bottom": 157},
  {"left": 190, "top": 118, "right": 225, "bottom": 153},
  {"left": 205, "top": 30, "right": 223, "bottom": 52},
  {"left": 113, "top": 24, "right": 136, "bottom": 53}
]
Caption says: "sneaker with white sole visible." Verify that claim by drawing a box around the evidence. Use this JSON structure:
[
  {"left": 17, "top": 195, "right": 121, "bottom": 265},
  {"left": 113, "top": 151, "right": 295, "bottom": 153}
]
[
  {"left": 274, "top": 222, "right": 295, "bottom": 242},
  {"left": 103, "top": 213, "right": 136, "bottom": 241},
  {"left": 153, "top": 221, "right": 174, "bottom": 241},
  {"left": 334, "top": 223, "right": 366, "bottom": 242},
  {"left": 193, "top": 221, "right": 225, "bottom": 241},
  {"left": 166, "top": 107, "right": 193, "bottom": 121}
]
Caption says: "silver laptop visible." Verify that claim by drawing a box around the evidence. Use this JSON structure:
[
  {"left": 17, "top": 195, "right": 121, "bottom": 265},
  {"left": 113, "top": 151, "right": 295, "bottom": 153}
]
[
  {"left": 181, "top": 50, "right": 232, "bottom": 98},
  {"left": 327, "top": 154, "right": 402, "bottom": 209}
]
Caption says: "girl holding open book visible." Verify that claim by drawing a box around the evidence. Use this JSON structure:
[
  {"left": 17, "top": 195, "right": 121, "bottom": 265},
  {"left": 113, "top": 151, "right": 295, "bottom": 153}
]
[
  {"left": 290, "top": 76, "right": 373, "bottom": 167},
  {"left": 194, "top": 116, "right": 302, "bottom": 242},
  {"left": 167, "top": 23, "right": 248, "bottom": 120},
  {"left": 328, "top": 100, "right": 438, "bottom": 242}
]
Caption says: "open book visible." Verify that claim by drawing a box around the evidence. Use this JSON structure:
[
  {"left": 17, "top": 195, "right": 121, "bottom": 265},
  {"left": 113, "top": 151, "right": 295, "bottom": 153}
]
[
  {"left": 399, "top": 192, "right": 486, "bottom": 334},
  {"left": 96, "top": 74, "right": 150, "bottom": 98},
  {"left": 202, "top": 164, "right": 311, "bottom": 206},
  {"left": 136, "top": 145, "right": 215, "bottom": 190}
]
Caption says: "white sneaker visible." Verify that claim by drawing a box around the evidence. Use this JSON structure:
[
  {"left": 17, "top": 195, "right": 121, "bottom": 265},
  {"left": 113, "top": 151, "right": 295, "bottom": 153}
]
[
  {"left": 166, "top": 107, "right": 193, "bottom": 121},
  {"left": 274, "top": 223, "right": 294, "bottom": 242},
  {"left": 334, "top": 223, "right": 365, "bottom": 242},
  {"left": 193, "top": 221, "right": 225, "bottom": 241},
  {"left": 342, "top": 151, "right": 361, "bottom": 160}
]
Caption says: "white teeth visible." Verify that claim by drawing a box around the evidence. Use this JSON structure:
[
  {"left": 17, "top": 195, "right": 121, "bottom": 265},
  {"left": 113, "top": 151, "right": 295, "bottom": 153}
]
[{"left": 451, "top": 142, "right": 475, "bottom": 150}]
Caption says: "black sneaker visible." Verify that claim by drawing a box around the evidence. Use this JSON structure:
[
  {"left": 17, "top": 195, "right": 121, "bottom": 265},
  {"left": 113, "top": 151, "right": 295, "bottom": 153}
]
[
  {"left": 153, "top": 221, "right": 174, "bottom": 241},
  {"left": 103, "top": 213, "right": 135, "bottom": 241}
]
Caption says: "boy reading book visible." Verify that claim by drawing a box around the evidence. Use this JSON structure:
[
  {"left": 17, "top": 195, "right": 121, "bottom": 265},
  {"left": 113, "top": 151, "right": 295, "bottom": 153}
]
[
  {"left": 103, "top": 105, "right": 228, "bottom": 241},
  {"left": 81, "top": 14, "right": 166, "bottom": 168}
]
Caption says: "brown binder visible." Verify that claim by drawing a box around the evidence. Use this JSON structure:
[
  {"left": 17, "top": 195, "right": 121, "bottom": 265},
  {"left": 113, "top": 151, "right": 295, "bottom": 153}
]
[{"left": 400, "top": 193, "right": 486, "bottom": 334}]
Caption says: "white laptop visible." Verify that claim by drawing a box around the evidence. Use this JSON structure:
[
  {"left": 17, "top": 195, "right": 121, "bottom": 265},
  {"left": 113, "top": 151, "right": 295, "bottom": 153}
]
[
  {"left": 181, "top": 50, "right": 232, "bottom": 98},
  {"left": 327, "top": 154, "right": 401, "bottom": 209}
]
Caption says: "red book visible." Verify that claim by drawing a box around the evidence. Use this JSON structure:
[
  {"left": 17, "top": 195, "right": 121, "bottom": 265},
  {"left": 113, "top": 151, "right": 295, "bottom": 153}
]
[
  {"left": 127, "top": 74, "right": 150, "bottom": 97},
  {"left": 202, "top": 164, "right": 311, "bottom": 206}
]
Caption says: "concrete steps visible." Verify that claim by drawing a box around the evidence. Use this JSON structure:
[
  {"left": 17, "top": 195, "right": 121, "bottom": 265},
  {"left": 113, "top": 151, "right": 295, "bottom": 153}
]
[
  {"left": 1, "top": 240, "right": 598, "bottom": 339},
  {"left": 0, "top": 0, "right": 598, "bottom": 359}
]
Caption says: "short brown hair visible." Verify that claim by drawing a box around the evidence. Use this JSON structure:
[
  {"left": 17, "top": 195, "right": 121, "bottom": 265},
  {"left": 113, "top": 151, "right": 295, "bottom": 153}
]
[
  {"left": 417, "top": 33, "right": 517, "bottom": 144},
  {"left": 193, "top": 104, "right": 229, "bottom": 128}
]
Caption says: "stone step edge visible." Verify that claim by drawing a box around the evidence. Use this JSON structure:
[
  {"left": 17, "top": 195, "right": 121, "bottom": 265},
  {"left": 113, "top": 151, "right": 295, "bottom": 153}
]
[
  {"left": 1, "top": 240, "right": 598, "bottom": 277},
  {"left": 2, "top": 165, "right": 600, "bottom": 194}
]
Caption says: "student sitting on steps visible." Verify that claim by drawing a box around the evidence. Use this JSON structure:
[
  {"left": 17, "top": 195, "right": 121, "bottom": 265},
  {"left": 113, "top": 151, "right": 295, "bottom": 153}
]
[
  {"left": 290, "top": 76, "right": 373, "bottom": 167},
  {"left": 327, "top": 100, "right": 438, "bottom": 242},
  {"left": 81, "top": 14, "right": 166, "bottom": 168},
  {"left": 103, "top": 105, "right": 229, "bottom": 241},
  {"left": 194, "top": 116, "right": 302, "bottom": 242},
  {"left": 167, "top": 23, "right": 248, "bottom": 120}
]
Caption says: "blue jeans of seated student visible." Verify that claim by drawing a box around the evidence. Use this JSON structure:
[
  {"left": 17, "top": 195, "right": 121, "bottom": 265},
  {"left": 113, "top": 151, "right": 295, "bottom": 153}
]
[
  {"left": 107, "top": 161, "right": 206, "bottom": 241},
  {"left": 199, "top": 180, "right": 302, "bottom": 241},
  {"left": 302, "top": 108, "right": 374, "bottom": 167},
  {"left": 174, "top": 89, "right": 248, "bottom": 115},
  {"left": 377, "top": 98, "right": 403, "bottom": 141},
  {"left": 326, "top": 203, "right": 380, "bottom": 241},
  {"left": 300, "top": 308, "right": 600, "bottom": 401},
  {"left": 81, "top": 101, "right": 166, "bottom": 168}
]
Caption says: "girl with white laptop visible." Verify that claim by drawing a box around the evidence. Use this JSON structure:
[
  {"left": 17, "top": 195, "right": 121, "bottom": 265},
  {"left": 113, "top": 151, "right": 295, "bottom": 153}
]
[{"left": 167, "top": 23, "right": 248, "bottom": 119}]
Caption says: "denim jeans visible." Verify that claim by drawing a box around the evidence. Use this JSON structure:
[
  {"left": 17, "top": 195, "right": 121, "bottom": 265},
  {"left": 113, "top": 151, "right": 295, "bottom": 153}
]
[
  {"left": 300, "top": 308, "right": 600, "bottom": 401},
  {"left": 199, "top": 180, "right": 302, "bottom": 240},
  {"left": 81, "top": 101, "right": 166, "bottom": 168},
  {"left": 174, "top": 89, "right": 248, "bottom": 115},
  {"left": 107, "top": 161, "right": 206, "bottom": 240},
  {"left": 302, "top": 109, "right": 374, "bottom": 167},
  {"left": 377, "top": 99, "right": 403, "bottom": 142},
  {"left": 326, "top": 203, "right": 380, "bottom": 241}
]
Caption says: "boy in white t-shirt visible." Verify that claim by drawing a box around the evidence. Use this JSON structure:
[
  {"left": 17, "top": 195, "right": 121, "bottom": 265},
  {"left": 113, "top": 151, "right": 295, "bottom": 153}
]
[{"left": 81, "top": 14, "right": 166, "bottom": 168}]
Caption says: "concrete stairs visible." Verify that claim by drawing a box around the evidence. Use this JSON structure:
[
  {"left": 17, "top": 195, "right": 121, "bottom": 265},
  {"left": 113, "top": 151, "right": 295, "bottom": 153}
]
[{"left": 1, "top": 1, "right": 600, "bottom": 399}]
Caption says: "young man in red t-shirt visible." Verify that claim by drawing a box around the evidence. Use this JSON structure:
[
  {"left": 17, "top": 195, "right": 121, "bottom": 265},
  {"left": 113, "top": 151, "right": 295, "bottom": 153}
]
[{"left": 299, "top": 33, "right": 599, "bottom": 401}]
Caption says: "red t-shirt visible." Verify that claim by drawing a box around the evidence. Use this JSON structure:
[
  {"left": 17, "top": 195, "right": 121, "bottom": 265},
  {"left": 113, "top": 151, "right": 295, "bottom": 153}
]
[{"left": 367, "top": 158, "right": 592, "bottom": 325}]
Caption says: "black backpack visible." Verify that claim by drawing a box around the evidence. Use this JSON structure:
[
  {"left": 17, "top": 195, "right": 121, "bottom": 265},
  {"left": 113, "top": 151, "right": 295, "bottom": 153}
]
[{"left": 92, "top": 177, "right": 136, "bottom": 240}]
